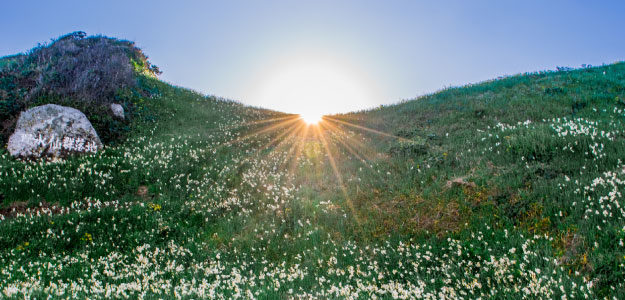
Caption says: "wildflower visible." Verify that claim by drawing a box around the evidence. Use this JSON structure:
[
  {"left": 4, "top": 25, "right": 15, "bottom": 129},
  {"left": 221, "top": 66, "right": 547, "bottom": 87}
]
[
  {"left": 148, "top": 203, "right": 162, "bottom": 211},
  {"left": 80, "top": 233, "right": 93, "bottom": 242}
]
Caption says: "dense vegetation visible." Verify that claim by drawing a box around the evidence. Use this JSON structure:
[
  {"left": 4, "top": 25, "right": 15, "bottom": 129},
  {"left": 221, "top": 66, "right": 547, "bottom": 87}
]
[
  {"left": 0, "top": 34, "right": 624, "bottom": 298},
  {"left": 0, "top": 31, "right": 160, "bottom": 145}
]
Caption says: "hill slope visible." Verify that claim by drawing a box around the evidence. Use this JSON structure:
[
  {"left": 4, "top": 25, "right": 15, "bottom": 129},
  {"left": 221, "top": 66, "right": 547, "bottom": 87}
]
[{"left": 1, "top": 42, "right": 624, "bottom": 298}]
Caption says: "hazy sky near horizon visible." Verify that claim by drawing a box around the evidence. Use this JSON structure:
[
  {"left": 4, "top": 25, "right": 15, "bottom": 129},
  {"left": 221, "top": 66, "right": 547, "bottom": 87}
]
[{"left": 2, "top": 1, "right": 625, "bottom": 114}]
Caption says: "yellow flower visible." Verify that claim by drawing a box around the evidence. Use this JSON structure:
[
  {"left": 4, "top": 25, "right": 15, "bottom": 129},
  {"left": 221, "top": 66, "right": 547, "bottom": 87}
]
[
  {"left": 16, "top": 241, "right": 30, "bottom": 250},
  {"left": 81, "top": 233, "right": 93, "bottom": 242},
  {"left": 148, "top": 203, "right": 162, "bottom": 211}
]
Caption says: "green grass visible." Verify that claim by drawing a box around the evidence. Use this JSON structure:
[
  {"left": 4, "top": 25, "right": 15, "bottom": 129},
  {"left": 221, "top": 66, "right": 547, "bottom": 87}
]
[{"left": 1, "top": 63, "right": 625, "bottom": 298}]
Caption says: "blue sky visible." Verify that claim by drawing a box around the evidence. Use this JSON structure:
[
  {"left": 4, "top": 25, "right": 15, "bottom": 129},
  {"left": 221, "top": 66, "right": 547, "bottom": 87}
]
[{"left": 2, "top": 1, "right": 624, "bottom": 114}]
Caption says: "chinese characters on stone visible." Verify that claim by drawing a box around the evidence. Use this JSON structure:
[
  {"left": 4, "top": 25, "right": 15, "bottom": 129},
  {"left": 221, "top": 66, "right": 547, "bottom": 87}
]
[{"left": 26, "top": 133, "right": 99, "bottom": 153}]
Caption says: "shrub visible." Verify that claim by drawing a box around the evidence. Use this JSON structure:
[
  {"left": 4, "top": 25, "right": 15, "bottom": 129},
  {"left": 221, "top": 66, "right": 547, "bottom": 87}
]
[
  {"left": 22, "top": 31, "right": 159, "bottom": 105},
  {"left": 0, "top": 32, "right": 160, "bottom": 146}
]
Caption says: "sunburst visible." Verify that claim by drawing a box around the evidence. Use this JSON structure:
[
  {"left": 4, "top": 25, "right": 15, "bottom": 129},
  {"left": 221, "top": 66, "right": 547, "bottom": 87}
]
[
  {"left": 222, "top": 112, "right": 409, "bottom": 227},
  {"left": 300, "top": 113, "right": 323, "bottom": 125}
]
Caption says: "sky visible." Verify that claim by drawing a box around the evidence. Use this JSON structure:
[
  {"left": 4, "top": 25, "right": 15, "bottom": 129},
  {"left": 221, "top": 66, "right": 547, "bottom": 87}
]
[{"left": 2, "top": 1, "right": 625, "bottom": 115}]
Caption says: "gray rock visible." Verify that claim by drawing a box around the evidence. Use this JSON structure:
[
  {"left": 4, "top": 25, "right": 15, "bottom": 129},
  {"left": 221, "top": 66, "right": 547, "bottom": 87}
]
[
  {"left": 7, "top": 104, "right": 103, "bottom": 158},
  {"left": 110, "top": 103, "right": 124, "bottom": 119}
]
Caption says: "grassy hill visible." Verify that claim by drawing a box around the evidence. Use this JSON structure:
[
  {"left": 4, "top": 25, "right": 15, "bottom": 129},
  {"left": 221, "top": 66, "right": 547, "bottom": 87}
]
[
  {"left": 0, "top": 31, "right": 161, "bottom": 145},
  {"left": 1, "top": 36, "right": 624, "bottom": 298}
]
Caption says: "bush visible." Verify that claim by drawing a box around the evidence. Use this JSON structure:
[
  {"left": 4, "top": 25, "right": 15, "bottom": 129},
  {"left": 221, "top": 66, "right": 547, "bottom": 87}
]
[
  {"left": 22, "top": 31, "right": 159, "bottom": 105},
  {"left": 0, "top": 32, "right": 160, "bottom": 146}
]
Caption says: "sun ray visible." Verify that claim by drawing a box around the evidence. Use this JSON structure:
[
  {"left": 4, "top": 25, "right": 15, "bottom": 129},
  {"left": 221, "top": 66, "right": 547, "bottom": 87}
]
[
  {"left": 318, "top": 122, "right": 367, "bottom": 163},
  {"left": 267, "top": 125, "right": 309, "bottom": 175},
  {"left": 256, "top": 120, "right": 304, "bottom": 153},
  {"left": 319, "top": 121, "right": 378, "bottom": 163},
  {"left": 200, "top": 115, "right": 300, "bottom": 137},
  {"left": 207, "top": 112, "right": 390, "bottom": 230},
  {"left": 219, "top": 126, "right": 301, "bottom": 193},
  {"left": 321, "top": 120, "right": 383, "bottom": 163},
  {"left": 324, "top": 116, "right": 410, "bottom": 142},
  {"left": 241, "top": 115, "right": 301, "bottom": 139},
  {"left": 279, "top": 123, "right": 307, "bottom": 168},
  {"left": 243, "top": 114, "right": 300, "bottom": 127},
  {"left": 235, "top": 114, "right": 300, "bottom": 129},
  {"left": 202, "top": 116, "right": 305, "bottom": 184},
  {"left": 221, "top": 115, "right": 301, "bottom": 148},
  {"left": 286, "top": 122, "right": 311, "bottom": 178},
  {"left": 315, "top": 125, "right": 361, "bottom": 225}
]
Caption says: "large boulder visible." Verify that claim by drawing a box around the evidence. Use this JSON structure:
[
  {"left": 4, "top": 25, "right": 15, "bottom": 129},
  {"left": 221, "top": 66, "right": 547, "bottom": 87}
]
[{"left": 7, "top": 104, "right": 103, "bottom": 158}]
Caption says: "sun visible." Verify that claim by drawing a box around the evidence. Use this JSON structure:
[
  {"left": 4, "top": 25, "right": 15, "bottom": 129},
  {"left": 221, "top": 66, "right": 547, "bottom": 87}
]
[
  {"left": 300, "top": 113, "right": 322, "bottom": 125},
  {"left": 250, "top": 56, "right": 378, "bottom": 118}
]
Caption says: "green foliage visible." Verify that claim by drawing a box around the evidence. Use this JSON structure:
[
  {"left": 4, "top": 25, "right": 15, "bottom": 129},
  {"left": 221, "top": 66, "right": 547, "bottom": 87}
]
[{"left": 0, "top": 32, "right": 161, "bottom": 147}]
